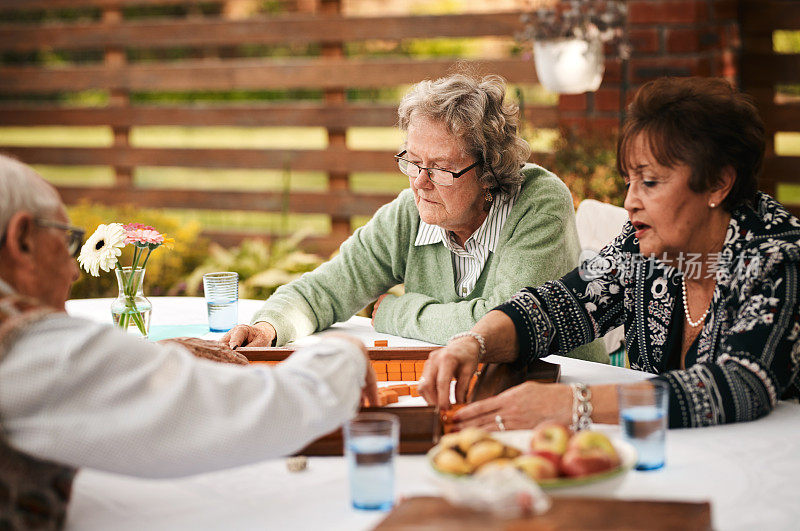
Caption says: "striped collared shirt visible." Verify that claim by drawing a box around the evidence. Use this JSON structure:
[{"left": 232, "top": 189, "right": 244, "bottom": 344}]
[{"left": 414, "top": 188, "right": 519, "bottom": 297}]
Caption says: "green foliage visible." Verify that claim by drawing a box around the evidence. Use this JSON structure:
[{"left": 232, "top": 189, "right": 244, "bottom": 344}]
[
  {"left": 0, "top": 7, "right": 100, "bottom": 24},
  {"left": 344, "top": 37, "right": 473, "bottom": 61},
  {"left": 68, "top": 202, "right": 208, "bottom": 298},
  {"left": 181, "top": 233, "right": 325, "bottom": 301},
  {"left": 777, "top": 84, "right": 800, "bottom": 97},
  {"left": 774, "top": 31, "right": 800, "bottom": 53},
  {"left": 130, "top": 88, "right": 324, "bottom": 104},
  {"left": 410, "top": 0, "right": 462, "bottom": 15},
  {"left": 540, "top": 129, "right": 626, "bottom": 209},
  {"left": 774, "top": 31, "right": 800, "bottom": 97},
  {"left": 404, "top": 38, "right": 471, "bottom": 58},
  {"left": 121, "top": 3, "right": 221, "bottom": 19},
  {"left": 261, "top": 1, "right": 288, "bottom": 15},
  {"left": 68, "top": 204, "right": 328, "bottom": 302}
]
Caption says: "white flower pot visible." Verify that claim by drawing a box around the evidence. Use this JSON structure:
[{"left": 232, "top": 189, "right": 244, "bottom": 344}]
[{"left": 533, "top": 37, "right": 605, "bottom": 94}]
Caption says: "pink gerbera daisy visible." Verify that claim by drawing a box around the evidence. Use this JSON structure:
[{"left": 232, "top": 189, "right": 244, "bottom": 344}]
[
  {"left": 125, "top": 227, "right": 165, "bottom": 246},
  {"left": 124, "top": 222, "right": 156, "bottom": 232}
]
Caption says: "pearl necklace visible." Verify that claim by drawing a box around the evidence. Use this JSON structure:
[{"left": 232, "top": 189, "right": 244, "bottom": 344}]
[{"left": 681, "top": 277, "right": 710, "bottom": 328}]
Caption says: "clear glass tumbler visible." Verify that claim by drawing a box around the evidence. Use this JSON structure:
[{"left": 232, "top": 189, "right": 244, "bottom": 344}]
[
  {"left": 344, "top": 413, "right": 400, "bottom": 511},
  {"left": 202, "top": 272, "right": 239, "bottom": 333},
  {"left": 618, "top": 381, "right": 669, "bottom": 471}
]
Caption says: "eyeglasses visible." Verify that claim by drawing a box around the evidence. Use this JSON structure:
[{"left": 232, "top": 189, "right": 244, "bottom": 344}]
[
  {"left": 394, "top": 150, "right": 480, "bottom": 186},
  {"left": 36, "top": 219, "right": 85, "bottom": 258}
]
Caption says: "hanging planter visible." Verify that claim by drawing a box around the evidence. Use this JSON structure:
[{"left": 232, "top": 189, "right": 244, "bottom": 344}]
[
  {"left": 533, "top": 36, "right": 604, "bottom": 95},
  {"left": 517, "top": 1, "right": 629, "bottom": 95}
]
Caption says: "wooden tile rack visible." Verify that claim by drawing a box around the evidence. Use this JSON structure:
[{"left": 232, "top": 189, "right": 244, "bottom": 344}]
[{"left": 239, "top": 347, "right": 560, "bottom": 455}]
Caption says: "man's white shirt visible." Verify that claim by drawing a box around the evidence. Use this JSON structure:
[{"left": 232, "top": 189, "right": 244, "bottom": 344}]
[{"left": 0, "top": 311, "right": 366, "bottom": 478}]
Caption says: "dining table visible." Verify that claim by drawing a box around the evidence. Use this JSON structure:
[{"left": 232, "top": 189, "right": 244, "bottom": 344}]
[{"left": 63, "top": 297, "right": 800, "bottom": 530}]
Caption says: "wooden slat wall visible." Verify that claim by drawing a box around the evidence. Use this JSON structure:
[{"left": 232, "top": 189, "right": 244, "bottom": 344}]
[
  {"left": 0, "top": 103, "right": 559, "bottom": 128},
  {"left": 0, "top": 0, "right": 215, "bottom": 8},
  {"left": 0, "top": 13, "right": 527, "bottom": 50},
  {"left": 740, "top": 0, "right": 800, "bottom": 216},
  {"left": 0, "top": 58, "right": 542, "bottom": 93},
  {"left": 0, "top": 1, "right": 550, "bottom": 254}
]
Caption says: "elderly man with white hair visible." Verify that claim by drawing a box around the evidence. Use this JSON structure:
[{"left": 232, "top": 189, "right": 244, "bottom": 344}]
[{"left": 0, "top": 155, "right": 377, "bottom": 528}]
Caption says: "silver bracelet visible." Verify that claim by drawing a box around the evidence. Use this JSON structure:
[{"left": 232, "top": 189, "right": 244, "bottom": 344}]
[
  {"left": 570, "top": 383, "right": 593, "bottom": 432},
  {"left": 448, "top": 331, "right": 487, "bottom": 362}
]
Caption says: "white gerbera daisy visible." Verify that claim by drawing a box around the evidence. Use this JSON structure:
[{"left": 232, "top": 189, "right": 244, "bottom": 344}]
[{"left": 78, "top": 223, "right": 127, "bottom": 276}]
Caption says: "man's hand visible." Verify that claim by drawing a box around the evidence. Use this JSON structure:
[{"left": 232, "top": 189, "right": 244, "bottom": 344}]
[
  {"left": 220, "top": 322, "right": 277, "bottom": 349},
  {"left": 161, "top": 337, "right": 249, "bottom": 365},
  {"left": 323, "top": 332, "right": 379, "bottom": 407},
  {"left": 418, "top": 336, "right": 481, "bottom": 411}
]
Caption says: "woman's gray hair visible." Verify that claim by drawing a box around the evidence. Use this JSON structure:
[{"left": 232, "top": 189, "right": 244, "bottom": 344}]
[
  {"left": 397, "top": 73, "right": 531, "bottom": 195},
  {"left": 0, "top": 154, "right": 62, "bottom": 238}
]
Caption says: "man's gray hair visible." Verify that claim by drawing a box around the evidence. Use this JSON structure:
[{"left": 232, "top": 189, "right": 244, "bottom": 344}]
[
  {"left": 0, "top": 154, "right": 62, "bottom": 238},
  {"left": 397, "top": 73, "right": 532, "bottom": 195}
]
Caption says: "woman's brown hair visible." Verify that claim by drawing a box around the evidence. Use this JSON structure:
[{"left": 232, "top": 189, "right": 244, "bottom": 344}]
[{"left": 617, "top": 77, "right": 765, "bottom": 210}]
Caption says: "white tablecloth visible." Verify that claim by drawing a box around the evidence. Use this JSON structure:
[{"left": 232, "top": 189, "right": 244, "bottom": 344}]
[
  {"left": 66, "top": 296, "right": 265, "bottom": 332},
  {"left": 64, "top": 298, "right": 800, "bottom": 531}
]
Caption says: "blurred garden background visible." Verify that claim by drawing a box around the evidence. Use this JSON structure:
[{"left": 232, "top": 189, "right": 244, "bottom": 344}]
[{"left": 0, "top": 0, "right": 797, "bottom": 300}]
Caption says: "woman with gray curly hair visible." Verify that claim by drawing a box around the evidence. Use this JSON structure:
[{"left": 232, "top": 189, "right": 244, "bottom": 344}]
[
  {"left": 397, "top": 74, "right": 530, "bottom": 197},
  {"left": 224, "top": 74, "right": 607, "bottom": 363}
]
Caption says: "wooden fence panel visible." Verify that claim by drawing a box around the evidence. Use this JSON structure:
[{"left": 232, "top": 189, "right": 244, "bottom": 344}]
[
  {"left": 739, "top": 1, "right": 800, "bottom": 31},
  {"left": 739, "top": 54, "right": 800, "bottom": 86},
  {"left": 757, "top": 101, "right": 800, "bottom": 133},
  {"left": 0, "top": 146, "right": 399, "bottom": 172},
  {"left": 0, "top": 103, "right": 559, "bottom": 128},
  {"left": 0, "top": 0, "right": 214, "bottom": 8},
  {"left": 55, "top": 186, "right": 398, "bottom": 216},
  {"left": 0, "top": 2, "right": 556, "bottom": 253},
  {"left": 0, "top": 13, "right": 527, "bottom": 51},
  {"left": 739, "top": 0, "right": 800, "bottom": 216},
  {"left": 0, "top": 58, "right": 539, "bottom": 93}
]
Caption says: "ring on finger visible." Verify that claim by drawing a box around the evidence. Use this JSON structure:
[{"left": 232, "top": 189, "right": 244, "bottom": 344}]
[{"left": 494, "top": 414, "right": 506, "bottom": 432}]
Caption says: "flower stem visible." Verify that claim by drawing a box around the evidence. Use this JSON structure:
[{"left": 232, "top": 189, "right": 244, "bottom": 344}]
[
  {"left": 140, "top": 248, "right": 154, "bottom": 271},
  {"left": 116, "top": 261, "right": 147, "bottom": 337}
]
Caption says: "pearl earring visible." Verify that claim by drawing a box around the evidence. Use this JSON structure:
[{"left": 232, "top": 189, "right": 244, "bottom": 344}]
[{"left": 709, "top": 202, "right": 716, "bottom": 208}]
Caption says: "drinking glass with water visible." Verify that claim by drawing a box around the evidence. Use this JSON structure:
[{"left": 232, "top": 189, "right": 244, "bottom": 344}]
[
  {"left": 618, "top": 381, "right": 669, "bottom": 471},
  {"left": 202, "top": 272, "right": 239, "bottom": 333},
  {"left": 344, "top": 413, "right": 399, "bottom": 511}
]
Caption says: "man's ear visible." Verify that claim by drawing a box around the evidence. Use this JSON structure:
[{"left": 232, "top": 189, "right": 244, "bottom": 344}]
[
  {"left": 710, "top": 165, "right": 736, "bottom": 207},
  {"left": 3, "top": 211, "right": 36, "bottom": 262}
]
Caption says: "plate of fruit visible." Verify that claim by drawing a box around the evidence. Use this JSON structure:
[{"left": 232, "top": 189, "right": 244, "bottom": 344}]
[{"left": 428, "top": 421, "right": 636, "bottom": 494}]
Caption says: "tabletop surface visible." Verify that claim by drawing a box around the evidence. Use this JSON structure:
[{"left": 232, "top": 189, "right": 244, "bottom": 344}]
[{"left": 64, "top": 297, "right": 800, "bottom": 531}]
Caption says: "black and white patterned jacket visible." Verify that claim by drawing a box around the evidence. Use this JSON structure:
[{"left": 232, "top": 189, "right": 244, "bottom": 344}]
[{"left": 496, "top": 192, "right": 800, "bottom": 428}]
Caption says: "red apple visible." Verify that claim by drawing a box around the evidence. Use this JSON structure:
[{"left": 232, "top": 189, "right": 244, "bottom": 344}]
[
  {"left": 531, "top": 449, "right": 563, "bottom": 470},
  {"left": 561, "top": 430, "right": 621, "bottom": 478},
  {"left": 513, "top": 455, "right": 559, "bottom": 482},
  {"left": 529, "top": 421, "right": 570, "bottom": 468}
]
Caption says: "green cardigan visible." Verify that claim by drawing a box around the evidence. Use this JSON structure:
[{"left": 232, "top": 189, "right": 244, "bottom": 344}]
[{"left": 252, "top": 164, "right": 608, "bottom": 363}]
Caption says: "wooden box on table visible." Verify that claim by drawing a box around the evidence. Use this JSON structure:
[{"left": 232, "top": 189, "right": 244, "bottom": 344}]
[{"left": 240, "top": 346, "right": 560, "bottom": 455}]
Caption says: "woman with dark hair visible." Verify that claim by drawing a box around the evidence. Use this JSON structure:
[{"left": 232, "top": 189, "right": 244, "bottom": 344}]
[{"left": 419, "top": 76, "right": 800, "bottom": 430}]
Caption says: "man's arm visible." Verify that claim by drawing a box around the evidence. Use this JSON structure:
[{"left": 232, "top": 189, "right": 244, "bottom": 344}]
[{"left": 0, "top": 316, "right": 367, "bottom": 478}]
